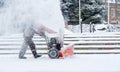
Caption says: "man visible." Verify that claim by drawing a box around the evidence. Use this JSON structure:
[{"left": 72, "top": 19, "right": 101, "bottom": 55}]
[
  {"left": 19, "top": 23, "right": 58, "bottom": 59},
  {"left": 18, "top": 0, "right": 64, "bottom": 59}
]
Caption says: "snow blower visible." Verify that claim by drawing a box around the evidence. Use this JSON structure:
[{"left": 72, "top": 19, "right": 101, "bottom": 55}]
[
  {"left": 47, "top": 37, "right": 61, "bottom": 59},
  {"left": 46, "top": 35, "right": 74, "bottom": 59}
]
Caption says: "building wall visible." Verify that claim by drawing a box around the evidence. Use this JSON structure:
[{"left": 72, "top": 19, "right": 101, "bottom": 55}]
[
  {"left": 109, "top": 3, "right": 120, "bottom": 24},
  {"left": 104, "top": 0, "right": 120, "bottom": 24}
]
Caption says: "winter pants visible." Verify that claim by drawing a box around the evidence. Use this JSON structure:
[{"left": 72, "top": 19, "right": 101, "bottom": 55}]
[{"left": 19, "top": 25, "right": 35, "bottom": 58}]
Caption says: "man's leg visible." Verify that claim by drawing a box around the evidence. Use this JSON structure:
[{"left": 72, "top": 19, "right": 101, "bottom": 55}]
[
  {"left": 26, "top": 37, "right": 42, "bottom": 58},
  {"left": 19, "top": 25, "right": 33, "bottom": 59},
  {"left": 19, "top": 25, "right": 41, "bottom": 59},
  {"left": 19, "top": 39, "right": 28, "bottom": 59}
]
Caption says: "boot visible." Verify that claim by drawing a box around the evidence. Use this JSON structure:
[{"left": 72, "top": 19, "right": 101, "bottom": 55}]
[
  {"left": 27, "top": 38, "right": 42, "bottom": 58},
  {"left": 19, "top": 56, "right": 27, "bottom": 59},
  {"left": 32, "top": 50, "right": 42, "bottom": 58}
]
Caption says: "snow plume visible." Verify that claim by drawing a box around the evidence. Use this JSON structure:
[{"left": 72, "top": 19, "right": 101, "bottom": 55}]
[{"left": 0, "top": 0, "right": 64, "bottom": 35}]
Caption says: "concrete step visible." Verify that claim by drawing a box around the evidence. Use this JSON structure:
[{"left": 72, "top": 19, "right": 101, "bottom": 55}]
[
  {"left": 1, "top": 49, "right": 120, "bottom": 55},
  {"left": 0, "top": 41, "right": 120, "bottom": 45},
  {"left": 2, "top": 34, "right": 120, "bottom": 38},
  {"left": 0, "top": 45, "right": 120, "bottom": 49},
  {"left": 1, "top": 37, "right": 120, "bottom": 41}
]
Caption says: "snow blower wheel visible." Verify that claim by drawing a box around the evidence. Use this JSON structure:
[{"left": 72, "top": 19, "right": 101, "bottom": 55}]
[{"left": 48, "top": 48, "right": 59, "bottom": 59}]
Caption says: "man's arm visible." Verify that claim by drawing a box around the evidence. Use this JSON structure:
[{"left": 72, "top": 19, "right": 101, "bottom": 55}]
[{"left": 34, "top": 24, "right": 57, "bottom": 35}]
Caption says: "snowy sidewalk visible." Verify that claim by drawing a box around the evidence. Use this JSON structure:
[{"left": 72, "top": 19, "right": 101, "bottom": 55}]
[
  {"left": 1, "top": 32, "right": 120, "bottom": 72},
  {"left": 0, "top": 54, "right": 120, "bottom": 72}
]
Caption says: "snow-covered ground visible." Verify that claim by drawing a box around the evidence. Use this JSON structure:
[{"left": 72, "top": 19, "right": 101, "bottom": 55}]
[
  {"left": 1, "top": 29, "right": 120, "bottom": 72},
  {"left": 0, "top": 54, "right": 120, "bottom": 72},
  {"left": 1, "top": 0, "right": 120, "bottom": 72},
  {"left": 1, "top": 32, "right": 120, "bottom": 72}
]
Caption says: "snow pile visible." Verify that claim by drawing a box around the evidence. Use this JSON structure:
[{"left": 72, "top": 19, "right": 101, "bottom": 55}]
[{"left": 0, "top": 0, "right": 64, "bottom": 35}]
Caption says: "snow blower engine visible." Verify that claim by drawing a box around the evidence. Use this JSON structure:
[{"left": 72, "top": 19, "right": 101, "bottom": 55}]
[
  {"left": 47, "top": 37, "right": 61, "bottom": 59},
  {"left": 46, "top": 33, "right": 74, "bottom": 59}
]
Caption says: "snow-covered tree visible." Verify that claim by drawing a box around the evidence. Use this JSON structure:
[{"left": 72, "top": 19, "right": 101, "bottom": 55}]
[
  {"left": 60, "top": 0, "right": 79, "bottom": 25},
  {"left": 81, "top": 0, "right": 105, "bottom": 24}
]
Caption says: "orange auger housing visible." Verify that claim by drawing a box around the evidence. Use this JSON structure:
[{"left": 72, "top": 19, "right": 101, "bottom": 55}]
[{"left": 59, "top": 44, "right": 74, "bottom": 58}]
